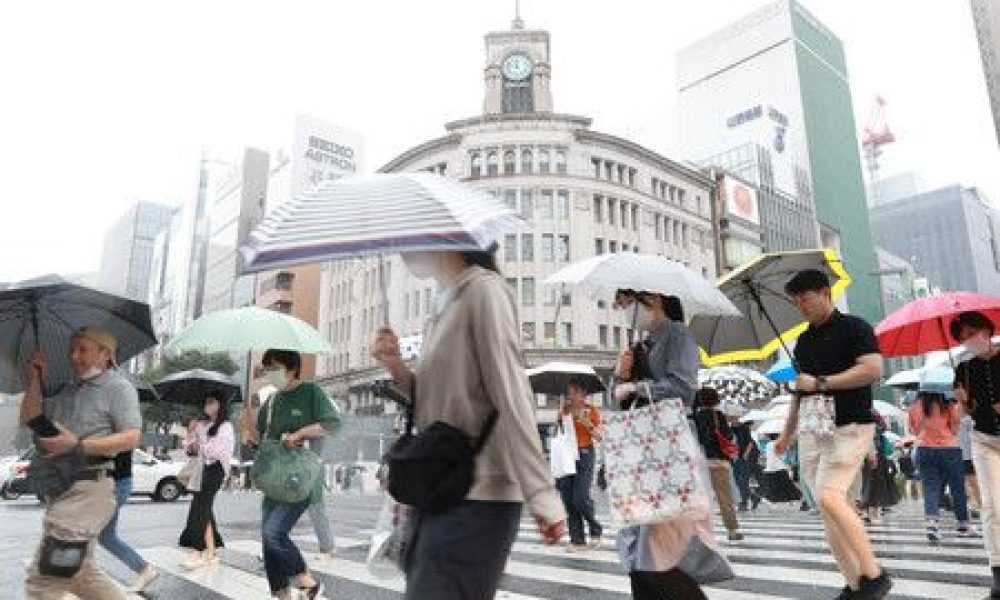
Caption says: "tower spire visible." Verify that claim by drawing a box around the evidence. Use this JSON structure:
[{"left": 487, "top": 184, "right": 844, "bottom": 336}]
[{"left": 512, "top": 0, "right": 524, "bottom": 29}]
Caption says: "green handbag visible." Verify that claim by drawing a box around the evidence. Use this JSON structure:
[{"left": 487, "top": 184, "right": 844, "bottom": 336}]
[{"left": 251, "top": 394, "right": 323, "bottom": 504}]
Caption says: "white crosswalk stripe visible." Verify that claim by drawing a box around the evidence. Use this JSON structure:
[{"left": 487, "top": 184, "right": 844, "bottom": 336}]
[{"left": 128, "top": 502, "right": 993, "bottom": 599}]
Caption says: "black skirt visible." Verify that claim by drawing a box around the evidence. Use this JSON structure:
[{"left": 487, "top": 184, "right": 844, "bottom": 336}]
[{"left": 179, "top": 462, "right": 226, "bottom": 550}]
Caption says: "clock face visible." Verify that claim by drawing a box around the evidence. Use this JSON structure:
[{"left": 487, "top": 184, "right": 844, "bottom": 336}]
[{"left": 502, "top": 53, "right": 533, "bottom": 81}]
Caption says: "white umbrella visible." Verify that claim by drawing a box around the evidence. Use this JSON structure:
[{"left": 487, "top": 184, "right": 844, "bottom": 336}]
[
  {"left": 885, "top": 368, "right": 922, "bottom": 389},
  {"left": 741, "top": 409, "right": 771, "bottom": 423},
  {"left": 240, "top": 172, "right": 526, "bottom": 273},
  {"left": 543, "top": 253, "right": 741, "bottom": 318},
  {"left": 766, "top": 403, "right": 790, "bottom": 420},
  {"left": 757, "top": 419, "right": 785, "bottom": 435}
]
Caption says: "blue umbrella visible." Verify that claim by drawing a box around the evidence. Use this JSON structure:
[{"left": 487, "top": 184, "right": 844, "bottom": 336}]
[
  {"left": 765, "top": 358, "right": 796, "bottom": 383},
  {"left": 918, "top": 365, "right": 956, "bottom": 396}
]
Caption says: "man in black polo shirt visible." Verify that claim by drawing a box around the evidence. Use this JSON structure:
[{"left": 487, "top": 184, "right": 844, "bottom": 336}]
[{"left": 774, "top": 270, "right": 891, "bottom": 600}]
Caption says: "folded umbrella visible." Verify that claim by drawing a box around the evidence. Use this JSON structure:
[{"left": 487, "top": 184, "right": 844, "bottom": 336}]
[
  {"left": 153, "top": 369, "right": 241, "bottom": 406},
  {"left": 526, "top": 362, "right": 605, "bottom": 396},
  {"left": 166, "top": 306, "right": 333, "bottom": 355},
  {"left": 690, "top": 249, "right": 851, "bottom": 366},
  {"left": 0, "top": 275, "right": 157, "bottom": 394}
]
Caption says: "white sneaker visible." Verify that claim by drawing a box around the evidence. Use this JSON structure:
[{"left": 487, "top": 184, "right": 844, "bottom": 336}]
[
  {"left": 181, "top": 554, "right": 206, "bottom": 571},
  {"left": 128, "top": 567, "right": 160, "bottom": 592}
]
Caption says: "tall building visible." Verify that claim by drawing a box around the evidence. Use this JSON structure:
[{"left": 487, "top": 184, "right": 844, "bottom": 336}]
[
  {"left": 677, "top": 0, "right": 882, "bottom": 323},
  {"left": 316, "top": 16, "right": 717, "bottom": 425},
  {"left": 972, "top": 0, "right": 1000, "bottom": 148},
  {"left": 870, "top": 184, "right": 1000, "bottom": 296},
  {"left": 98, "top": 201, "right": 175, "bottom": 302}
]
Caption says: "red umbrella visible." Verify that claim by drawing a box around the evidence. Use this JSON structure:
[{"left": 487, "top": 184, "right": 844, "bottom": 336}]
[{"left": 875, "top": 292, "right": 1000, "bottom": 357}]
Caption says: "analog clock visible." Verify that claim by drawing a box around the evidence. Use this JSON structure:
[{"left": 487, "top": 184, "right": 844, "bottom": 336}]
[{"left": 502, "top": 53, "right": 533, "bottom": 81}]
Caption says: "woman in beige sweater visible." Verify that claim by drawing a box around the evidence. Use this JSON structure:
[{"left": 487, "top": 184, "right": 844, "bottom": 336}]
[{"left": 372, "top": 248, "right": 566, "bottom": 600}]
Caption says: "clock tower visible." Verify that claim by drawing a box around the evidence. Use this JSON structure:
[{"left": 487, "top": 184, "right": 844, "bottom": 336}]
[{"left": 483, "top": 15, "right": 553, "bottom": 115}]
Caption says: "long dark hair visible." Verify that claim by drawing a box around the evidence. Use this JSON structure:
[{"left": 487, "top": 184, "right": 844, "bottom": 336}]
[
  {"left": 460, "top": 242, "right": 500, "bottom": 274},
  {"left": 202, "top": 394, "right": 230, "bottom": 437},
  {"left": 919, "top": 391, "right": 949, "bottom": 418}
]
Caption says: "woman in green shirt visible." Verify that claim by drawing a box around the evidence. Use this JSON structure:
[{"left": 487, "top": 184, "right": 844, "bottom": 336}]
[{"left": 256, "top": 349, "right": 341, "bottom": 600}]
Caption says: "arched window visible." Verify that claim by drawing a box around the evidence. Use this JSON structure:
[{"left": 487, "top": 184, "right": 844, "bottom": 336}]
[
  {"left": 538, "top": 149, "right": 550, "bottom": 174},
  {"left": 521, "top": 148, "right": 533, "bottom": 174},
  {"left": 470, "top": 152, "right": 482, "bottom": 178},
  {"left": 487, "top": 151, "right": 499, "bottom": 177},
  {"left": 554, "top": 149, "right": 567, "bottom": 174},
  {"left": 503, "top": 150, "right": 516, "bottom": 175}
]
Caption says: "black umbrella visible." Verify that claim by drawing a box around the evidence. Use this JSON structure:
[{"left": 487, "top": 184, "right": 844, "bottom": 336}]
[
  {"left": 153, "top": 369, "right": 242, "bottom": 406},
  {"left": 124, "top": 373, "right": 159, "bottom": 404},
  {"left": 526, "top": 362, "right": 606, "bottom": 396},
  {"left": 0, "top": 275, "right": 157, "bottom": 395}
]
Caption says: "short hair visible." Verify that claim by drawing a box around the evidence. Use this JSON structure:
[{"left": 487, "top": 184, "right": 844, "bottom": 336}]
[
  {"left": 784, "top": 269, "right": 831, "bottom": 296},
  {"left": 262, "top": 349, "right": 302, "bottom": 378},
  {"left": 950, "top": 310, "right": 995, "bottom": 342},
  {"left": 567, "top": 376, "right": 590, "bottom": 393},
  {"left": 695, "top": 386, "right": 721, "bottom": 408},
  {"left": 663, "top": 295, "right": 685, "bottom": 322}
]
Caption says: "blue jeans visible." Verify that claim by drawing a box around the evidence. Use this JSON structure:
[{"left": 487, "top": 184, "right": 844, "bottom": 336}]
[
  {"left": 262, "top": 499, "right": 311, "bottom": 594},
  {"left": 98, "top": 477, "right": 148, "bottom": 574},
  {"left": 918, "top": 446, "right": 969, "bottom": 522},
  {"left": 557, "top": 448, "right": 603, "bottom": 544}
]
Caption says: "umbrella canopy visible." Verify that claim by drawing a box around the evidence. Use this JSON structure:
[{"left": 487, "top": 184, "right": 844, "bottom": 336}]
[
  {"left": 166, "top": 307, "right": 333, "bottom": 355},
  {"left": 0, "top": 275, "right": 157, "bottom": 394},
  {"left": 766, "top": 403, "right": 790, "bottom": 420},
  {"left": 765, "top": 358, "right": 797, "bottom": 383},
  {"left": 875, "top": 292, "right": 1000, "bottom": 358},
  {"left": 542, "top": 253, "right": 741, "bottom": 318},
  {"left": 526, "top": 362, "right": 605, "bottom": 396},
  {"left": 884, "top": 368, "right": 922, "bottom": 390},
  {"left": 918, "top": 365, "right": 956, "bottom": 394},
  {"left": 239, "top": 172, "right": 526, "bottom": 273},
  {"left": 153, "top": 369, "right": 241, "bottom": 406},
  {"left": 697, "top": 365, "right": 778, "bottom": 408},
  {"left": 741, "top": 409, "right": 771, "bottom": 423},
  {"left": 690, "top": 249, "right": 851, "bottom": 366},
  {"left": 757, "top": 419, "right": 785, "bottom": 436}
]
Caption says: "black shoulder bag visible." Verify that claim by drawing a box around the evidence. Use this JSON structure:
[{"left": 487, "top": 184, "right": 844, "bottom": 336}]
[{"left": 386, "top": 377, "right": 498, "bottom": 513}]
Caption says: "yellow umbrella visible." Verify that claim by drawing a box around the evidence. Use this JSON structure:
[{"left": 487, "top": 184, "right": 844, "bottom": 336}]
[{"left": 691, "top": 249, "right": 851, "bottom": 366}]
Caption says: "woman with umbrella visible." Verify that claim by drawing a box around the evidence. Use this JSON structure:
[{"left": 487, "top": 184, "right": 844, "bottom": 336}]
[
  {"left": 559, "top": 375, "right": 605, "bottom": 552},
  {"left": 692, "top": 386, "right": 744, "bottom": 541},
  {"left": 612, "top": 291, "right": 732, "bottom": 600},
  {"left": 178, "top": 393, "right": 234, "bottom": 570}
]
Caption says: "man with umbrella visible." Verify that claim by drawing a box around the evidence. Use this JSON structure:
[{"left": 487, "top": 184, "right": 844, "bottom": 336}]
[
  {"left": 773, "top": 271, "right": 891, "bottom": 599},
  {"left": 20, "top": 327, "right": 142, "bottom": 599}
]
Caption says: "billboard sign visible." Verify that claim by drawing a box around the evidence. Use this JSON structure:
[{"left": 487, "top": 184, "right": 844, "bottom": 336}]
[
  {"left": 291, "top": 114, "right": 365, "bottom": 198},
  {"left": 724, "top": 176, "right": 761, "bottom": 225}
]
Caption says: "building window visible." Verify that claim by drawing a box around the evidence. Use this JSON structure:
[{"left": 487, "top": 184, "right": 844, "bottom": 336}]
[
  {"left": 487, "top": 151, "right": 499, "bottom": 177},
  {"left": 522, "top": 322, "right": 536, "bottom": 344},
  {"left": 413, "top": 291, "right": 420, "bottom": 317},
  {"left": 677, "top": 189, "right": 686, "bottom": 208},
  {"left": 696, "top": 195, "right": 703, "bottom": 214},
  {"left": 593, "top": 195, "right": 603, "bottom": 223},
  {"left": 613, "top": 326, "right": 622, "bottom": 348},
  {"left": 561, "top": 290, "right": 572, "bottom": 306},
  {"left": 521, "top": 148, "right": 533, "bottom": 174},
  {"left": 555, "top": 149, "right": 567, "bottom": 174},
  {"left": 544, "top": 289, "right": 557, "bottom": 306},
  {"left": 560, "top": 323, "right": 573, "bottom": 346},
  {"left": 541, "top": 234, "right": 554, "bottom": 262},
  {"left": 628, "top": 168, "right": 637, "bottom": 188},
  {"left": 557, "top": 190, "right": 569, "bottom": 220},
  {"left": 470, "top": 152, "right": 482, "bottom": 178},
  {"left": 425, "top": 287, "right": 432, "bottom": 314},
  {"left": 557, "top": 234, "right": 570, "bottom": 262},
  {"left": 522, "top": 277, "right": 535, "bottom": 307},
  {"left": 504, "top": 234, "right": 517, "bottom": 262},
  {"left": 651, "top": 177, "right": 659, "bottom": 195},
  {"left": 604, "top": 161, "right": 613, "bottom": 181},
  {"left": 608, "top": 198, "right": 616, "bottom": 225},
  {"left": 503, "top": 150, "right": 516, "bottom": 175},
  {"left": 631, "top": 205, "right": 638, "bottom": 231},
  {"left": 617, "top": 164, "right": 626, "bottom": 184},
  {"left": 655, "top": 214, "right": 662, "bottom": 240},
  {"left": 595, "top": 238, "right": 605, "bottom": 255},
  {"left": 404, "top": 293, "right": 410, "bottom": 319},
  {"left": 504, "top": 189, "right": 517, "bottom": 210},
  {"left": 544, "top": 322, "right": 556, "bottom": 343},
  {"left": 592, "top": 157, "right": 601, "bottom": 179},
  {"left": 539, "top": 149, "right": 550, "bottom": 174},
  {"left": 506, "top": 277, "right": 518, "bottom": 294},
  {"left": 702, "top": 266, "right": 709, "bottom": 278},
  {"left": 520, "top": 189, "right": 533, "bottom": 220},
  {"left": 540, "top": 190, "right": 554, "bottom": 219},
  {"left": 598, "top": 325, "right": 609, "bottom": 348},
  {"left": 622, "top": 243, "right": 630, "bottom": 253},
  {"left": 609, "top": 240, "right": 618, "bottom": 253},
  {"left": 621, "top": 203, "right": 628, "bottom": 228},
  {"left": 673, "top": 221, "right": 681, "bottom": 246},
  {"left": 521, "top": 233, "right": 534, "bottom": 261},
  {"left": 682, "top": 224, "right": 689, "bottom": 248}
]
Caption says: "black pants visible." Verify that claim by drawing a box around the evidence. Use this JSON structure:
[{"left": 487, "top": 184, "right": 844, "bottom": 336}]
[
  {"left": 630, "top": 569, "right": 707, "bottom": 600},
  {"left": 179, "top": 462, "right": 225, "bottom": 551},
  {"left": 733, "top": 458, "right": 752, "bottom": 506}
]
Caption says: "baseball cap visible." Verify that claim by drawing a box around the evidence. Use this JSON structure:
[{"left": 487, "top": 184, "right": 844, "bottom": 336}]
[{"left": 72, "top": 326, "right": 119, "bottom": 367}]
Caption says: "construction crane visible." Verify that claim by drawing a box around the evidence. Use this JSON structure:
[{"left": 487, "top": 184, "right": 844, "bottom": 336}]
[{"left": 862, "top": 96, "right": 896, "bottom": 206}]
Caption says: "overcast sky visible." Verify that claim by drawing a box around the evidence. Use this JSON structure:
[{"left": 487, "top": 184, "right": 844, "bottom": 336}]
[{"left": 2, "top": 0, "right": 997, "bottom": 282}]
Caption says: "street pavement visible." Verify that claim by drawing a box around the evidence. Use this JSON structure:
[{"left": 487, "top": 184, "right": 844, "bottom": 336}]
[{"left": 0, "top": 490, "right": 993, "bottom": 599}]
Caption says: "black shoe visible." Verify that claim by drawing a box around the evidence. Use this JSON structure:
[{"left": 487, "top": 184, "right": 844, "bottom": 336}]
[
  {"left": 833, "top": 585, "right": 856, "bottom": 599},
  {"left": 858, "top": 571, "right": 892, "bottom": 599},
  {"left": 737, "top": 503, "right": 748, "bottom": 512}
]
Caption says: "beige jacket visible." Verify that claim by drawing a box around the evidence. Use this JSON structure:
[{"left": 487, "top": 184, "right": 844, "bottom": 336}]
[{"left": 397, "top": 265, "right": 565, "bottom": 525}]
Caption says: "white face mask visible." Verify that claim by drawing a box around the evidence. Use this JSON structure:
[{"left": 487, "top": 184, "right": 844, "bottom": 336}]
[
  {"left": 635, "top": 305, "right": 656, "bottom": 331},
  {"left": 402, "top": 252, "right": 438, "bottom": 280},
  {"left": 80, "top": 366, "right": 102, "bottom": 380},
  {"left": 966, "top": 333, "right": 993, "bottom": 357},
  {"left": 265, "top": 367, "right": 289, "bottom": 390}
]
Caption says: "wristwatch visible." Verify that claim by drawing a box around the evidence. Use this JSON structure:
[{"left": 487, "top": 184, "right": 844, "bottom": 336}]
[{"left": 817, "top": 376, "right": 829, "bottom": 393}]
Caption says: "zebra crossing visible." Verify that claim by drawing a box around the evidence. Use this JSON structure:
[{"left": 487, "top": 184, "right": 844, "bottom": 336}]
[{"left": 126, "top": 502, "right": 994, "bottom": 599}]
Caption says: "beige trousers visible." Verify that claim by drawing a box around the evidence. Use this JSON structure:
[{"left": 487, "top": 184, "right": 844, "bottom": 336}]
[
  {"left": 708, "top": 461, "right": 740, "bottom": 534},
  {"left": 25, "top": 476, "right": 124, "bottom": 600},
  {"left": 972, "top": 433, "right": 1000, "bottom": 567}
]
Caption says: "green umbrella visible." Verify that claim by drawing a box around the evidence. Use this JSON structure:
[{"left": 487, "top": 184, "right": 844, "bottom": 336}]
[{"left": 165, "top": 307, "right": 333, "bottom": 355}]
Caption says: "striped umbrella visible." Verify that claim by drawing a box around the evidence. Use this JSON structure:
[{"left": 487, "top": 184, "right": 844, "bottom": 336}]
[
  {"left": 239, "top": 172, "right": 527, "bottom": 273},
  {"left": 0, "top": 275, "right": 157, "bottom": 395}
]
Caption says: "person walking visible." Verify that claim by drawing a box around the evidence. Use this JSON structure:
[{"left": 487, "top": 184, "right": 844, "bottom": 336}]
[
  {"left": 758, "top": 432, "right": 802, "bottom": 504},
  {"left": 773, "top": 270, "right": 892, "bottom": 599},
  {"left": 20, "top": 327, "right": 142, "bottom": 600},
  {"left": 694, "top": 387, "right": 744, "bottom": 540},
  {"left": 372, "top": 248, "right": 566, "bottom": 600},
  {"left": 613, "top": 292, "right": 733, "bottom": 600},
  {"left": 179, "top": 394, "right": 234, "bottom": 570},
  {"left": 98, "top": 450, "right": 159, "bottom": 591},
  {"left": 731, "top": 418, "right": 756, "bottom": 512},
  {"left": 560, "top": 376, "right": 604, "bottom": 552},
  {"left": 952, "top": 310, "right": 1000, "bottom": 599},
  {"left": 860, "top": 418, "right": 899, "bottom": 526}
]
